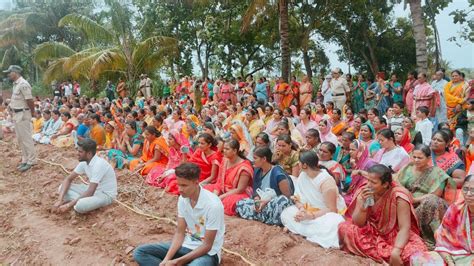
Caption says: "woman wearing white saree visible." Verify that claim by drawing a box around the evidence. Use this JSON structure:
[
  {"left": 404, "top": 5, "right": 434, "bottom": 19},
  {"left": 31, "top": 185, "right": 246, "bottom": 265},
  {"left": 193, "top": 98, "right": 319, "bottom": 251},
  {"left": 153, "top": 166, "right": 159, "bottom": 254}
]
[{"left": 281, "top": 150, "right": 346, "bottom": 248}]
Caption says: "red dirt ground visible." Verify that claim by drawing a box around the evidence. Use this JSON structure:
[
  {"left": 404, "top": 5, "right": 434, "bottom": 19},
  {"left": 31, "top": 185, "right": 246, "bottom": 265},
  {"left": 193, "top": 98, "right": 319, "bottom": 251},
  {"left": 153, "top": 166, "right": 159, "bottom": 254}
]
[{"left": 0, "top": 135, "right": 379, "bottom": 265}]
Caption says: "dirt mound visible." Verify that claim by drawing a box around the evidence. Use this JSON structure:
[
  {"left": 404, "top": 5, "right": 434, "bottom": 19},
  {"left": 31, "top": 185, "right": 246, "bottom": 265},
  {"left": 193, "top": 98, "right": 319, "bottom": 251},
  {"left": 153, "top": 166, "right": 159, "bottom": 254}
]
[{"left": 0, "top": 136, "right": 378, "bottom": 265}]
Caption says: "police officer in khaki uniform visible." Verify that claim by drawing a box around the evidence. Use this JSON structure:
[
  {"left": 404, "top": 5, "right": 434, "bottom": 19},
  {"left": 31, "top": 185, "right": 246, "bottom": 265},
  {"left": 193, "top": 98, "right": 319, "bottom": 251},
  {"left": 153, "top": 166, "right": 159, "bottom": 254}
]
[{"left": 3, "top": 65, "right": 36, "bottom": 172}]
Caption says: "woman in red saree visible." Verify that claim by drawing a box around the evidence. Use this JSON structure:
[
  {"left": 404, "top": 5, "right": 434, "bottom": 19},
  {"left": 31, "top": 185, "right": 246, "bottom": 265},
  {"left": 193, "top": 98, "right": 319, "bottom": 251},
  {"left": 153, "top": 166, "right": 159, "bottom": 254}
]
[
  {"left": 164, "top": 133, "right": 223, "bottom": 195},
  {"left": 204, "top": 140, "right": 253, "bottom": 216},
  {"left": 338, "top": 164, "right": 427, "bottom": 265},
  {"left": 394, "top": 128, "right": 414, "bottom": 154},
  {"left": 129, "top": 126, "right": 169, "bottom": 176}
]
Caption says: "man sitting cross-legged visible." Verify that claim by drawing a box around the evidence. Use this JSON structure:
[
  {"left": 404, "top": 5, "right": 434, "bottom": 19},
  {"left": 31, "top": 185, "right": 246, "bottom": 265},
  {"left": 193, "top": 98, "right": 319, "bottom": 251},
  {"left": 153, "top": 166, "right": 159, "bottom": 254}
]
[
  {"left": 133, "top": 162, "right": 225, "bottom": 266},
  {"left": 51, "top": 138, "right": 117, "bottom": 214}
]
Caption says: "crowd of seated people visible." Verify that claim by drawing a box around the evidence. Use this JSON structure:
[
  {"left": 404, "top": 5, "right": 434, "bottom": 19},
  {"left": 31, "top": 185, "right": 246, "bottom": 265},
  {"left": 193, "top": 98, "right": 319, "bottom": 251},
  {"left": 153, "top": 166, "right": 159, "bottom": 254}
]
[{"left": 10, "top": 69, "right": 473, "bottom": 265}]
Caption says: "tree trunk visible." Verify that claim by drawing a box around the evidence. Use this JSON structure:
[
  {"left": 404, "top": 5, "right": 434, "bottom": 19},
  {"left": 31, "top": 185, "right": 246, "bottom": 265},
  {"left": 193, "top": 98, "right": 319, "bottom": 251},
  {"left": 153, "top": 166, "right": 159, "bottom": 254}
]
[
  {"left": 279, "top": 0, "right": 290, "bottom": 82},
  {"left": 302, "top": 49, "right": 312, "bottom": 80},
  {"left": 409, "top": 0, "right": 428, "bottom": 73}
]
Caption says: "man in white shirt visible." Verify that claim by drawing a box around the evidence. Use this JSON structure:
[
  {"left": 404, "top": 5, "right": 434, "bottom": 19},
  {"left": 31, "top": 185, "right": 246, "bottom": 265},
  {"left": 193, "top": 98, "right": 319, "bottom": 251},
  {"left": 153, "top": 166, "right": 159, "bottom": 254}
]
[
  {"left": 134, "top": 163, "right": 225, "bottom": 266},
  {"left": 51, "top": 139, "right": 117, "bottom": 214},
  {"left": 329, "top": 67, "right": 350, "bottom": 110},
  {"left": 431, "top": 70, "right": 448, "bottom": 128},
  {"left": 415, "top": 106, "right": 433, "bottom": 146}
]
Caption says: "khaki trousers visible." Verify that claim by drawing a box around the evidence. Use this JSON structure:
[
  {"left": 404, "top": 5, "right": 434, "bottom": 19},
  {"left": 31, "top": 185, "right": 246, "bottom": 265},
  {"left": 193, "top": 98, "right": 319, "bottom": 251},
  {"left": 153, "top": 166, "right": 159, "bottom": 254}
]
[
  {"left": 13, "top": 111, "right": 36, "bottom": 165},
  {"left": 332, "top": 95, "right": 346, "bottom": 110}
]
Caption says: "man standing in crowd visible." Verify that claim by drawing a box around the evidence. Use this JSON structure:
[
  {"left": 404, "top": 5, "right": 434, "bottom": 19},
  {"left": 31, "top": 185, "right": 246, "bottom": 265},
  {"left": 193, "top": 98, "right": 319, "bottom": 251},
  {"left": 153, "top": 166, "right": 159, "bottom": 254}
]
[
  {"left": 3, "top": 65, "right": 36, "bottom": 172},
  {"left": 52, "top": 139, "right": 117, "bottom": 214},
  {"left": 431, "top": 70, "right": 448, "bottom": 128},
  {"left": 329, "top": 67, "right": 350, "bottom": 110},
  {"left": 134, "top": 162, "right": 225, "bottom": 265},
  {"left": 105, "top": 80, "right": 115, "bottom": 102}
]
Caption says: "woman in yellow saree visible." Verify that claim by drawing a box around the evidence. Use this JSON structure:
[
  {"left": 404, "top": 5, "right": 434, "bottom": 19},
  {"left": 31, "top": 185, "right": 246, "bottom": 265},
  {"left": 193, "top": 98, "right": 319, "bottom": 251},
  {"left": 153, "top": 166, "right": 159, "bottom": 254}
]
[{"left": 444, "top": 70, "right": 467, "bottom": 120}]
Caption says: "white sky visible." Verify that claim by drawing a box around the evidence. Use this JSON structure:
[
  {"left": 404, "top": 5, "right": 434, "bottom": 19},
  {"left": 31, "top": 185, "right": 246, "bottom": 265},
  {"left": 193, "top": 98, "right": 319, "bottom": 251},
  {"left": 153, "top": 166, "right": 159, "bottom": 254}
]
[{"left": 329, "top": 0, "right": 474, "bottom": 73}]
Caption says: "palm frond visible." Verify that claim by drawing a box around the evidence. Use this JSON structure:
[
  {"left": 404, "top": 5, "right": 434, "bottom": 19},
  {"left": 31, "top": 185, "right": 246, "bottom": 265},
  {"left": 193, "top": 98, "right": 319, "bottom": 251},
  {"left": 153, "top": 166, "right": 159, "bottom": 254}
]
[
  {"left": 90, "top": 48, "right": 127, "bottom": 80},
  {"left": 59, "top": 14, "right": 113, "bottom": 43},
  {"left": 132, "top": 36, "right": 178, "bottom": 70},
  {"left": 69, "top": 51, "right": 103, "bottom": 80},
  {"left": 43, "top": 58, "right": 68, "bottom": 84},
  {"left": 33, "top": 41, "right": 76, "bottom": 66},
  {"left": 63, "top": 47, "right": 101, "bottom": 73}
]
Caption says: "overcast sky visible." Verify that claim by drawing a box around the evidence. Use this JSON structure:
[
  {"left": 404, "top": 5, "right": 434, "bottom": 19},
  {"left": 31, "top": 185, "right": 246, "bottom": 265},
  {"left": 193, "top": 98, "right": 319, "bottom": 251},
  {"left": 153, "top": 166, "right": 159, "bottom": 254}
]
[{"left": 328, "top": 1, "right": 474, "bottom": 72}]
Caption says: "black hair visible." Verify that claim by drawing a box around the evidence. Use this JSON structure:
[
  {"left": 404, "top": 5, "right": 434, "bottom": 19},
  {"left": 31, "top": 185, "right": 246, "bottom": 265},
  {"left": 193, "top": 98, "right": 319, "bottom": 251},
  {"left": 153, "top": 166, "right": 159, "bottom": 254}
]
[
  {"left": 52, "top": 110, "right": 61, "bottom": 116},
  {"left": 175, "top": 162, "right": 201, "bottom": 180},
  {"left": 89, "top": 113, "right": 101, "bottom": 123},
  {"left": 333, "top": 108, "right": 342, "bottom": 116},
  {"left": 277, "top": 120, "right": 290, "bottom": 131},
  {"left": 342, "top": 131, "right": 356, "bottom": 141},
  {"left": 432, "top": 130, "right": 451, "bottom": 152},
  {"left": 414, "top": 144, "right": 431, "bottom": 157},
  {"left": 77, "top": 138, "right": 97, "bottom": 155},
  {"left": 368, "top": 108, "right": 380, "bottom": 117},
  {"left": 437, "top": 122, "right": 450, "bottom": 130},
  {"left": 320, "top": 141, "right": 336, "bottom": 155},
  {"left": 256, "top": 132, "right": 270, "bottom": 144},
  {"left": 355, "top": 115, "right": 367, "bottom": 124},
  {"left": 306, "top": 128, "right": 320, "bottom": 141},
  {"left": 393, "top": 101, "right": 404, "bottom": 109},
  {"left": 375, "top": 116, "right": 387, "bottom": 125},
  {"left": 409, "top": 70, "right": 418, "bottom": 77},
  {"left": 203, "top": 122, "right": 215, "bottom": 133},
  {"left": 378, "top": 128, "right": 396, "bottom": 143},
  {"left": 254, "top": 147, "right": 272, "bottom": 163},
  {"left": 153, "top": 114, "right": 163, "bottom": 124},
  {"left": 198, "top": 133, "right": 217, "bottom": 147},
  {"left": 62, "top": 111, "right": 71, "bottom": 120},
  {"left": 466, "top": 175, "right": 473, "bottom": 182},
  {"left": 145, "top": 126, "right": 161, "bottom": 137},
  {"left": 126, "top": 121, "right": 137, "bottom": 131},
  {"left": 299, "top": 150, "right": 319, "bottom": 168},
  {"left": 451, "top": 69, "right": 461, "bottom": 76},
  {"left": 417, "top": 106, "right": 430, "bottom": 116},
  {"left": 367, "top": 164, "right": 393, "bottom": 184},
  {"left": 276, "top": 134, "right": 298, "bottom": 151},
  {"left": 43, "top": 110, "right": 51, "bottom": 115},
  {"left": 226, "top": 139, "right": 246, "bottom": 160}
]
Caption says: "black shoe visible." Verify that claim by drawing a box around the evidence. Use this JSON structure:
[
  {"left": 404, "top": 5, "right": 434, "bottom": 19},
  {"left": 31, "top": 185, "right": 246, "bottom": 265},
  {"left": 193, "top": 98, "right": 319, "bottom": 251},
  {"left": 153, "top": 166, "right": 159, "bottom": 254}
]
[{"left": 19, "top": 164, "right": 32, "bottom": 172}]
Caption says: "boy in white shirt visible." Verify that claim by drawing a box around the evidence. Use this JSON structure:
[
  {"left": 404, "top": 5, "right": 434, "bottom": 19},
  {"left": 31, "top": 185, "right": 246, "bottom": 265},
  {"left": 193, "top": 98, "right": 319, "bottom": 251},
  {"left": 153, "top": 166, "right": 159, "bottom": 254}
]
[
  {"left": 415, "top": 106, "right": 433, "bottom": 146},
  {"left": 134, "top": 163, "right": 225, "bottom": 266},
  {"left": 51, "top": 139, "right": 117, "bottom": 214}
]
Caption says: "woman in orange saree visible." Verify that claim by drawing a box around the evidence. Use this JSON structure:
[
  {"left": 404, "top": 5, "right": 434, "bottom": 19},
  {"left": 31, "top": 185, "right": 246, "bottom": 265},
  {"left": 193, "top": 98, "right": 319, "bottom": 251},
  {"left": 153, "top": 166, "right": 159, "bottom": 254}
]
[
  {"left": 204, "top": 140, "right": 253, "bottom": 216},
  {"left": 276, "top": 77, "right": 293, "bottom": 109},
  {"left": 338, "top": 164, "right": 427, "bottom": 265},
  {"left": 129, "top": 126, "right": 169, "bottom": 176},
  {"left": 299, "top": 75, "right": 312, "bottom": 109},
  {"left": 444, "top": 70, "right": 467, "bottom": 120}
]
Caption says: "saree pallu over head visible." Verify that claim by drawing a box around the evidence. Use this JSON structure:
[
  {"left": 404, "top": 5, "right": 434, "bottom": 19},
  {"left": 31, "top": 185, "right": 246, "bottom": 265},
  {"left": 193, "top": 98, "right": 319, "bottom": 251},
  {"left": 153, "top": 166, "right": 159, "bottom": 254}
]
[
  {"left": 435, "top": 196, "right": 474, "bottom": 255},
  {"left": 399, "top": 128, "right": 414, "bottom": 154},
  {"left": 345, "top": 184, "right": 421, "bottom": 236}
]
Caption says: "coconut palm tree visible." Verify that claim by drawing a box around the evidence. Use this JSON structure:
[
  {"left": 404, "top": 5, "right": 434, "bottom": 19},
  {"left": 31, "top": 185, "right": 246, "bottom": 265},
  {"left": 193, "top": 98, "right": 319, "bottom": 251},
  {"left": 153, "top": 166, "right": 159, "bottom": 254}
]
[
  {"left": 242, "top": 0, "right": 291, "bottom": 82},
  {"left": 33, "top": 4, "right": 178, "bottom": 90}
]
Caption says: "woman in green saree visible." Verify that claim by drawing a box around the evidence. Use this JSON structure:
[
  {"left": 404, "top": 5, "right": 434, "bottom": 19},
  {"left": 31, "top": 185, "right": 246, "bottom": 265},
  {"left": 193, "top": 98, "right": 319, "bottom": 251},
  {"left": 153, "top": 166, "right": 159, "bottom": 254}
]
[
  {"left": 351, "top": 74, "right": 367, "bottom": 114},
  {"left": 397, "top": 144, "right": 455, "bottom": 245}
]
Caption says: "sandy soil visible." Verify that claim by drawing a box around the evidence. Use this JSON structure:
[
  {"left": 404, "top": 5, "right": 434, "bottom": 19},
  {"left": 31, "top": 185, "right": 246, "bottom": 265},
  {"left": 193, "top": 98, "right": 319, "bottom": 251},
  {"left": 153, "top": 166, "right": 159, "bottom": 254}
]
[{"left": 0, "top": 135, "right": 379, "bottom": 265}]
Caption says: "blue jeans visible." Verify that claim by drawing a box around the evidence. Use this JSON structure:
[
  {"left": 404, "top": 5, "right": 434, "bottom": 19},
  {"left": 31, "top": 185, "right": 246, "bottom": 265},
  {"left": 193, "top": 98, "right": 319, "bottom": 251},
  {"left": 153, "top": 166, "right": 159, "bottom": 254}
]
[{"left": 133, "top": 242, "right": 219, "bottom": 266}]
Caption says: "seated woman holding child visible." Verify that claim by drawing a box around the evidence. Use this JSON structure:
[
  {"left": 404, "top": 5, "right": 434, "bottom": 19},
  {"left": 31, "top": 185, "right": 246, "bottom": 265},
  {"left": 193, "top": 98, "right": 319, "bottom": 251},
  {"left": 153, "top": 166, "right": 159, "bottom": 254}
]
[{"left": 236, "top": 147, "right": 294, "bottom": 226}]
